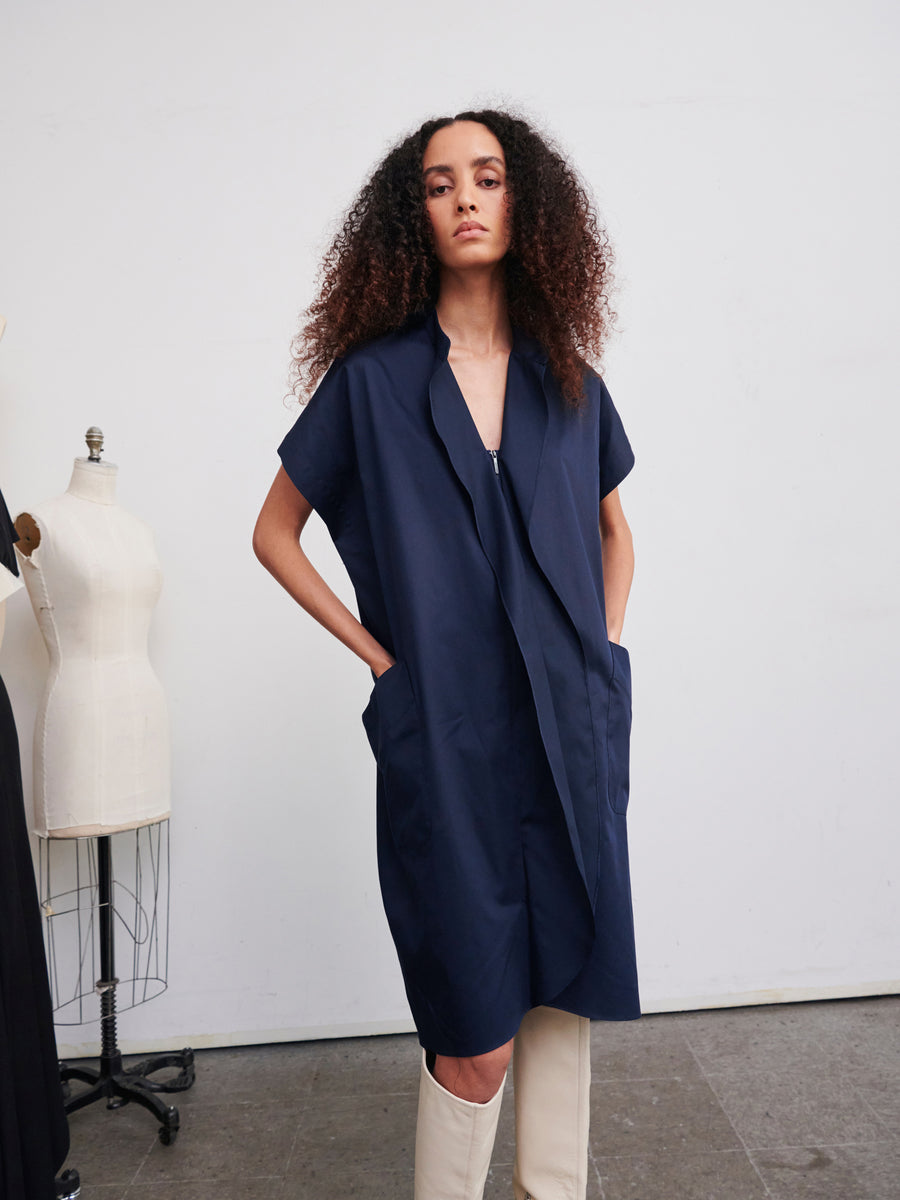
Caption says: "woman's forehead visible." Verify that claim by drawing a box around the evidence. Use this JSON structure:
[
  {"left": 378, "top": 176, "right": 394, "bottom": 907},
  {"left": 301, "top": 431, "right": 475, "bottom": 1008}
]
[{"left": 422, "top": 121, "right": 505, "bottom": 170}]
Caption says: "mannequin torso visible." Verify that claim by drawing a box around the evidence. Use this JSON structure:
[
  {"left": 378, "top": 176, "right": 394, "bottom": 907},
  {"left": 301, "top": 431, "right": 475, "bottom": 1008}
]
[{"left": 15, "top": 459, "right": 170, "bottom": 837}]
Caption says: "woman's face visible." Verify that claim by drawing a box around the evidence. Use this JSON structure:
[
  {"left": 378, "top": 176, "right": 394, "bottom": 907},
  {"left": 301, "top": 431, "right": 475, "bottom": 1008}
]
[{"left": 422, "top": 121, "right": 511, "bottom": 270}]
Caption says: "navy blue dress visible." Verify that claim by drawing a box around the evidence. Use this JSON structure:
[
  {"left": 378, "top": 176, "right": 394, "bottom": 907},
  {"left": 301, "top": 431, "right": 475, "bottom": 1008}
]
[{"left": 278, "top": 304, "right": 640, "bottom": 1056}]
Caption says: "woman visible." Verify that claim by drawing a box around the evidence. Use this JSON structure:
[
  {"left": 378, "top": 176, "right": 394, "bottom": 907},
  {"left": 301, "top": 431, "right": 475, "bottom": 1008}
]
[{"left": 253, "top": 108, "right": 640, "bottom": 1200}]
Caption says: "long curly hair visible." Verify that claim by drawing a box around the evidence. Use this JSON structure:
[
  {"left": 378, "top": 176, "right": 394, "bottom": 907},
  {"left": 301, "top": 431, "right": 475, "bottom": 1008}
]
[{"left": 290, "top": 108, "right": 617, "bottom": 407}]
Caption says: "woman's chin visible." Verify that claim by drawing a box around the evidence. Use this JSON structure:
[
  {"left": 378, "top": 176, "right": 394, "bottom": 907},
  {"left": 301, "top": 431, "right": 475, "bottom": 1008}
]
[{"left": 441, "top": 247, "right": 507, "bottom": 272}]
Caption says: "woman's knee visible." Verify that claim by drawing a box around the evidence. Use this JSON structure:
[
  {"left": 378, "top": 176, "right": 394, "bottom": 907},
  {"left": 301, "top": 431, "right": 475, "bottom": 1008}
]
[{"left": 433, "top": 1040, "right": 513, "bottom": 1102}]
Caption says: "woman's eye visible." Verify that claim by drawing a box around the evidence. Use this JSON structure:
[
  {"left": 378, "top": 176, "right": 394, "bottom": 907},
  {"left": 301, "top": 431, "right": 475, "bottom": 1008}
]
[
  {"left": 479, "top": 178, "right": 501, "bottom": 188},
  {"left": 429, "top": 184, "right": 451, "bottom": 196}
]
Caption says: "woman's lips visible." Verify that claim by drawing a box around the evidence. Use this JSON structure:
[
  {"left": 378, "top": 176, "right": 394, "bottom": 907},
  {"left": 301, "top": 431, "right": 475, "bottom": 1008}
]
[{"left": 454, "top": 227, "right": 488, "bottom": 238}]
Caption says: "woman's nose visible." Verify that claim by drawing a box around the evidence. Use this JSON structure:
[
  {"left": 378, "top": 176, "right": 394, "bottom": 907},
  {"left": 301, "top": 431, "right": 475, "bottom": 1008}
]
[{"left": 456, "top": 182, "right": 477, "bottom": 211}]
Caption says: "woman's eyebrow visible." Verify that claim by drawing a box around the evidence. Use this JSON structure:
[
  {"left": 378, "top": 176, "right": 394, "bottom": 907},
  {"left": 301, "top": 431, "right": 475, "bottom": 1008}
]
[{"left": 423, "top": 155, "right": 505, "bottom": 178}]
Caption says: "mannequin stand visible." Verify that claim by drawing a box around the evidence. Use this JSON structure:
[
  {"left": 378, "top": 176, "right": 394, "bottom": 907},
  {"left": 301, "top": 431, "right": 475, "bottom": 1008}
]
[{"left": 57, "top": 836, "right": 194, "bottom": 1145}]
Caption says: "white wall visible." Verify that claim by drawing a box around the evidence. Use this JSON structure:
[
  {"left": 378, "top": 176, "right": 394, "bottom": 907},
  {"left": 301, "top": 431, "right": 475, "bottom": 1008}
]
[{"left": 1, "top": 0, "right": 897, "bottom": 1055}]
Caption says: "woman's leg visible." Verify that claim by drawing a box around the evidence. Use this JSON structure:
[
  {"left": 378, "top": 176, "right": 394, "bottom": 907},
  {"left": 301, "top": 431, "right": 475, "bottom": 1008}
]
[
  {"left": 414, "top": 1040, "right": 513, "bottom": 1200},
  {"left": 433, "top": 1041, "right": 513, "bottom": 1102},
  {"left": 512, "top": 1006, "right": 591, "bottom": 1200}
]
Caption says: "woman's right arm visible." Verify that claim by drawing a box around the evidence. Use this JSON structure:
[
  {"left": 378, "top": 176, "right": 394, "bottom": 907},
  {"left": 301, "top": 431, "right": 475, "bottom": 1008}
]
[{"left": 252, "top": 466, "right": 395, "bottom": 677}]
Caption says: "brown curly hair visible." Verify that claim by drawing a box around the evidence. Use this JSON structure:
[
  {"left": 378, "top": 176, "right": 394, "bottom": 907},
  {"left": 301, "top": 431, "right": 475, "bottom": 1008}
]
[{"left": 290, "top": 108, "right": 617, "bottom": 407}]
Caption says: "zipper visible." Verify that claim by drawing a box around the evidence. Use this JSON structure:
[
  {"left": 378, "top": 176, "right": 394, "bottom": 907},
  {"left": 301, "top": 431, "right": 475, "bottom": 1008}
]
[{"left": 488, "top": 448, "right": 500, "bottom": 474}]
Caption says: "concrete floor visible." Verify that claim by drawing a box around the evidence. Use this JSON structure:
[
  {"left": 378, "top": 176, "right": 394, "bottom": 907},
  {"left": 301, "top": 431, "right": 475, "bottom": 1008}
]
[{"left": 61, "top": 995, "right": 899, "bottom": 1199}]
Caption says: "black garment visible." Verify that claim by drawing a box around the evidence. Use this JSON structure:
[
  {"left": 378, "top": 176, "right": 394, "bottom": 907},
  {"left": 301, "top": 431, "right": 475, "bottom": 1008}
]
[
  {"left": 0, "top": 486, "right": 19, "bottom": 578},
  {"left": 0, "top": 492, "right": 69, "bottom": 1199}
]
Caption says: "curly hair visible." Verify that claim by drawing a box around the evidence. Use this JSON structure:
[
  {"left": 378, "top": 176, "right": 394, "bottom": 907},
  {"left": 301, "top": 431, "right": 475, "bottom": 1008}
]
[{"left": 290, "top": 108, "right": 617, "bottom": 407}]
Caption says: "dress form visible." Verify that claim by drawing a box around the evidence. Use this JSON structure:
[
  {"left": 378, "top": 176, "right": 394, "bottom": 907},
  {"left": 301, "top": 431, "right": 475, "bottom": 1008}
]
[
  {"left": 15, "top": 432, "right": 171, "bottom": 837},
  {"left": 14, "top": 429, "right": 192, "bottom": 1145}
]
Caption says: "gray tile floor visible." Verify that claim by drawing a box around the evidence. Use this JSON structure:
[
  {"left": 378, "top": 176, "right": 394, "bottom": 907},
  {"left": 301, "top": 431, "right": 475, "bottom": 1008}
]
[{"left": 60, "top": 995, "right": 899, "bottom": 1199}]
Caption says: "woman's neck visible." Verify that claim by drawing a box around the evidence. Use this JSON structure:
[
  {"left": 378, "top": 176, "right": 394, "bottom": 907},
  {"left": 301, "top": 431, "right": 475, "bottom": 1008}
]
[
  {"left": 435, "top": 268, "right": 513, "bottom": 357},
  {"left": 66, "top": 458, "right": 118, "bottom": 505}
]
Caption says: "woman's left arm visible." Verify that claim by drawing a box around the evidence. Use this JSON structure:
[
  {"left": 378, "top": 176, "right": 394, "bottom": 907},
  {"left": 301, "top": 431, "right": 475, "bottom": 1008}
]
[{"left": 599, "top": 487, "right": 634, "bottom": 645}]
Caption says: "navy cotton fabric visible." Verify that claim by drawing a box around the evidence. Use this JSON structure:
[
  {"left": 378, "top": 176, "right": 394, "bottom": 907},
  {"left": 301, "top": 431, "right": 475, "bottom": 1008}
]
[{"left": 278, "top": 304, "right": 641, "bottom": 1055}]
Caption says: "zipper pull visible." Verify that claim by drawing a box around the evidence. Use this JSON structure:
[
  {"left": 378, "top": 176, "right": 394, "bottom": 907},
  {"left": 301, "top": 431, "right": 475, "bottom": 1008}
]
[{"left": 489, "top": 448, "right": 500, "bottom": 474}]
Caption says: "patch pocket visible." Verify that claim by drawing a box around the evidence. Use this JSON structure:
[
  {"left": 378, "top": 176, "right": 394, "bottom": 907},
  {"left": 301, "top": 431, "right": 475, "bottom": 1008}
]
[
  {"left": 361, "top": 661, "right": 431, "bottom": 854},
  {"left": 605, "top": 642, "right": 633, "bottom": 816}
]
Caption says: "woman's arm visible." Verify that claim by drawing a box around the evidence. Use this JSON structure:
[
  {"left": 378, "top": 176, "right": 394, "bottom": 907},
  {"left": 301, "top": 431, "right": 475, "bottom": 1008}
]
[
  {"left": 252, "top": 466, "right": 395, "bottom": 677},
  {"left": 599, "top": 486, "right": 634, "bottom": 645}
]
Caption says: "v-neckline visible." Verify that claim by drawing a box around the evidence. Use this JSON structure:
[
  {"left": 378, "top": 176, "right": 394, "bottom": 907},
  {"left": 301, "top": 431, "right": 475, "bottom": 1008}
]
[{"left": 445, "top": 353, "right": 513, "bottom": 456}]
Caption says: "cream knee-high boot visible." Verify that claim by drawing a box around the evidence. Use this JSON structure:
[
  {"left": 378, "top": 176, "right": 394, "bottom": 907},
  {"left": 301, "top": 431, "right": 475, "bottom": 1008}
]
[
  {"left": 414, "top": 1049, "right": 506, "bottom": 1200},
  {"left": 512, "top": 1006, "right": 591, "bottom": 1200}
]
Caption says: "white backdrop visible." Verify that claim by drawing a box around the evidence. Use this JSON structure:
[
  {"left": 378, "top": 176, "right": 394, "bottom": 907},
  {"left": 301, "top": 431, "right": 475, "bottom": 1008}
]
[{"left": 1, "top": 0, "right": 897, "bottom": 1055}]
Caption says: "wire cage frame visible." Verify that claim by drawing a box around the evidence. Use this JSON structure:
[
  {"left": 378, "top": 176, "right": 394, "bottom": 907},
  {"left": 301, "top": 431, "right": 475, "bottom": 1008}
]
[{"left": 37, "top": 819, "right": 171, "bottom": 1025}]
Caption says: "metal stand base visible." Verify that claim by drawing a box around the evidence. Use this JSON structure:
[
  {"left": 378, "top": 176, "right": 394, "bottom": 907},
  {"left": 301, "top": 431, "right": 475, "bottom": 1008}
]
[
  {"left": 55, "top": 1167, "right": 81, "bottom": 1198},
  {"left": 59, "top": 1046, "right": 195, "bottom": 1145}
]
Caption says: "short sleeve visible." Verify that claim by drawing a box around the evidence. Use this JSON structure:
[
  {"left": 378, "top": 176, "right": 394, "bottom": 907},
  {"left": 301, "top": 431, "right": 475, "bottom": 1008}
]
[
  {"left": 277, "top": 359, "right": 356, "bottom": 531},
  {"left": 597, "top": 376, "right": 635, "bottom": 501}
]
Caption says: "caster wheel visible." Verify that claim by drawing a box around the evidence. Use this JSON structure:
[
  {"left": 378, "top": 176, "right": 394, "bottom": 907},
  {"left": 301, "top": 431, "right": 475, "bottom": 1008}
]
[
  {"left": 55, "top": 1168, "right": 81, "bottom": 1199},
  {"left": 158, "top": 1124, "right": 178, "bottom": 1146}
]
